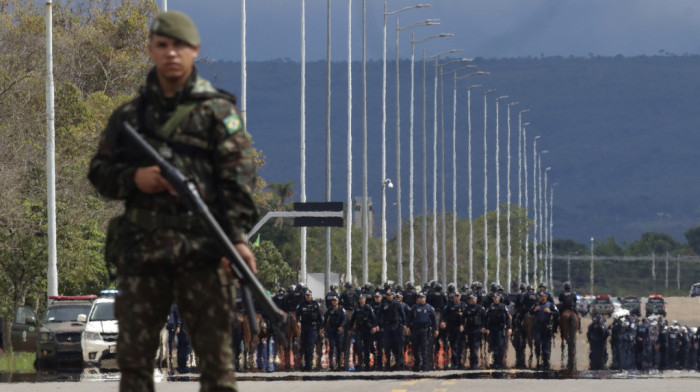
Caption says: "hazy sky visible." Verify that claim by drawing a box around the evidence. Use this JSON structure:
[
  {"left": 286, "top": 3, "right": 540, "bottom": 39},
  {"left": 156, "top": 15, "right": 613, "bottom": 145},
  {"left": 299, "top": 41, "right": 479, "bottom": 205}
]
[{"left": 161, "top": 0, "right": 700, "bottom": 61}]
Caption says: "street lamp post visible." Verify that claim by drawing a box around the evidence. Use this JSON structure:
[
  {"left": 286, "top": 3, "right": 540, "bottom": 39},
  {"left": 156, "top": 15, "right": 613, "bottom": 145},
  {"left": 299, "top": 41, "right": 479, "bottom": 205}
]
[
  {"left": 382, "top": 2, "right": 430, "bottom": 284},
  {"left": 517, "top": 110, "right": 529, "bottom": 284},
  {"left": 495, "top": 95, "right": 508, "bottom": 285},
  {"left": 531, "top": 135, "right": 541, "bottom": 285},
  {"left": 506, "top": 101, "right": 518, "bottom": 291},
  {"left": 537, "top": 152, "right": 548, "bottom": 283},
  {"left": 300, "top": 0, "right": 307, "bottom": 284},
  {"left": 463, "top": 83, "right": 480, "bottom": 283},
  {"left": 345, "top": 0, "right": 353, "bottom": 289},
  {"left": 483, "top": 88, "right": 496, "bottom": 285},
  {"left": 395, "top": 18, "right": 439, "bottom": 286},
  {"left": 544, "top": 166, "right": 551, "bottom": 286},
  {"left": 549, "top": 183, "right": 556, "bottom": 287},
  {"left": 443, "top": 68, "right": 482, "bottom": 285},
  {"left": 381, "top": 177, "right": 395, "bottom": 283},
  {"left": 590, "top": 237, "right": 595, "bottom": 294},
  {"left": 410, "top": 33, "right": 452, "bottom": 284},
  {"left": 425, "top": 49, "right": 463, "bottom": 281}
]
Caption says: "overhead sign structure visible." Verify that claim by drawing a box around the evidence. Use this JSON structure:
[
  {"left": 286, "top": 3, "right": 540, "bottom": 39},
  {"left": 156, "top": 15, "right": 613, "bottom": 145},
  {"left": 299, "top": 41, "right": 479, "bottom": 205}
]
[{"left": 246, "top": 202, "right": 345, "bottom": 240}]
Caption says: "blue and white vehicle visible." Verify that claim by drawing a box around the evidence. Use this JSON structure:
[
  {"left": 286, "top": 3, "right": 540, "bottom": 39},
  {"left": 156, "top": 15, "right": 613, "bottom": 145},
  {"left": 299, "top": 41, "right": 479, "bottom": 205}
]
[{"left": 79, "top": 290, "right": 119, "bottom": 371}]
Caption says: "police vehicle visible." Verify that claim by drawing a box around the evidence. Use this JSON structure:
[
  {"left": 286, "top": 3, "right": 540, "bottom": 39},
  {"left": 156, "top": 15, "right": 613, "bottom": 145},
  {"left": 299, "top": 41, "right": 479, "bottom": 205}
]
[
  {"left": 690, "top": 282, "right": 700, "bottom": 297},
  {"left": 36, "top": 295, "right": 97, "bottom": 369},
  {"left": 575, "top": 295, "right": 589, "bottom": 317},
  {"left": 619, "top": 296, "right": 641, "bottom": 317},
  {"left": 644, "top": 294, "right": 667, "bottom": 318},
  {"left": 79, "top": 290, "right": 118, "bottom": 371},
  {"left": 589, "top": 295, "right": 614, "bottom": 318}
]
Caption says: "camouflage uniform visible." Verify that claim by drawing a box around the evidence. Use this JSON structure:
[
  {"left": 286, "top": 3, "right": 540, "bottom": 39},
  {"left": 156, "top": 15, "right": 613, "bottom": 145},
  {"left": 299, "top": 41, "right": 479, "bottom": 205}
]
[{"left": 88, "top": 67, "right": 257, "bottom": 392}]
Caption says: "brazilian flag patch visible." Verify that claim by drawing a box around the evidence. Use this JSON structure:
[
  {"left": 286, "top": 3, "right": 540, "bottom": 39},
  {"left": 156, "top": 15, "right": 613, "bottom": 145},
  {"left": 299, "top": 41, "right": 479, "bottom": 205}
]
[{"left": 223, "top": 112, "right": 242, "bottom": 134}]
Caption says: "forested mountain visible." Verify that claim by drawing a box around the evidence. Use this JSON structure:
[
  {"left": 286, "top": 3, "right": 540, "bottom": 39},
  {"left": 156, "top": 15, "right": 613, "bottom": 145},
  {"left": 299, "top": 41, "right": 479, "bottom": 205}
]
[{"left": 199, "top": 54, "right": 700, "bottom": 244}]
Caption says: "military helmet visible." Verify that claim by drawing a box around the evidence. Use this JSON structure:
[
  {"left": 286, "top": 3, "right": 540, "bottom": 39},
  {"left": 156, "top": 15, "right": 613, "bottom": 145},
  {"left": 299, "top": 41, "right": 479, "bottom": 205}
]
[
  {"left": 423, "top": 282, "right": 431, "bottom": 290},
  {"left": 278, "top": 287, "right": 286, "bottom": 294},
  {"left": 344, "top": 282, "right": 353, "bottom": 289},
  {"left": 396, "top": 284, "right": 404, "bottom": 292},
  {"left": 526, "top": 285, "right": 534, "bottom": 291},
  {"left": 563, "top": 281, "right": 571, "bottom": 290},
  {"left": 490, "top": 282, "right": 498, "bottom": 292},
  {"left": 364, "top": 282, "right": 373, "bottom": 291},
  {"left": 405, "top": 281, "right": 414, "bottom": 290},
  {"left": 435, "top": 283, "right": 443, "bottom": 292},
  {"left": 447, "top": 283, "right": 456, "bottom": 292},
  {"left": 430, "top": 280, "right": 437, "bottom": 289},
  {"left": 288, "top": 284, "right": 296, "bottom": 292},
  {"left": 538, "top": 282, "right": 547, "bottom": 289}
]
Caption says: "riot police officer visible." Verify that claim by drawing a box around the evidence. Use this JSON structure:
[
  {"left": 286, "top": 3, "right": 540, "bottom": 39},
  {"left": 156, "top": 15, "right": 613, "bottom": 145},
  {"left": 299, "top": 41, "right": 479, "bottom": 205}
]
[
  {"left": 272, "top": 287, "right": 287, "bottom": 311},
  {"left": 471, "top": 281, "right": 485, "bottom": 305},
  {"left": 634, "top": 317, "right": 651, "bottom": 370},
  {"left": 441, "top": 292, "right": 466, "bottom": 369},
  {"left": 482, "top": 282, "right": 499, "bottom": 308},
  {"left": 587, "top": 314, "right": 611, "bottom": 370},
  {"left": 325, "top": 284, "right": 340, "bottom": 310},
  {"left": 557, "top": 282, "right": 578, "bottom": 315},
  {"left": 463, "top": 292, "right": 486, "bottom": 369},
  {"left": 407, "top": 293, "right": 438, "bottom": 371},
  {"left": 403, "top": 282, "right": 417, "bottom": 307},
  {"left": 459, "top": 284, "right": 471, "bottom": 304},
  {"left": 349, "top": 294, "right": 376, "bottom": 371},
  {"left": 296, "top": 290, "right": 323, "bottom": 371},
  {"left": 339, "top": 282, "right": 357, "bottom": 368},
  {"left": 537, "top": 283, "right": 555, "bottom": 304},
  {"left": 370, "top": 292, "right": 384, "bottom": 370},
  {"left": 322, "top": 296, "right": 346, "bottom": 370},
  {"left": 485, "top": 293, "right": 512, "bottom": 369},
  {"left": 530, "top": 291, "right": 559, "bottom": 370},
  {"left": 379, "top": 290, "right": 406, "bottom": 370}
]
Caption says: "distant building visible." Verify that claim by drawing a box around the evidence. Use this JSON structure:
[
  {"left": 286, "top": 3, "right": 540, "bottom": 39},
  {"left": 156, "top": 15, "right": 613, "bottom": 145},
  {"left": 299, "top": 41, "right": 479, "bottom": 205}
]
[{"left": 353, "top": 196, "right": 374, "bottom": 237}]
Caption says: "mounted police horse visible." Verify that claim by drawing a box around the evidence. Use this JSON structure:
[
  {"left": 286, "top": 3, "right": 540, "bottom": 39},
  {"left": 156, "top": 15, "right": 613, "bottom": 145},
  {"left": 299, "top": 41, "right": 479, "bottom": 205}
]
[
  {"left": 276, "top": 312, "right": 301, "bottom": 370},
  {"left": 559, "top": 309, "right": 580, "bottom": 370},
  {"left": 518, "top": 313, "right": 537, "bottom": 368}
]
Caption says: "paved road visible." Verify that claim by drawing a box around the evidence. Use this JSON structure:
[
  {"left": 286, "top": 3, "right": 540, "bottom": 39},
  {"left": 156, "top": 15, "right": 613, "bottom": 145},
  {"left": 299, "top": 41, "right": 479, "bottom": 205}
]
[{"left": 2, "top": 376, "right": 700, "bottom": 392}]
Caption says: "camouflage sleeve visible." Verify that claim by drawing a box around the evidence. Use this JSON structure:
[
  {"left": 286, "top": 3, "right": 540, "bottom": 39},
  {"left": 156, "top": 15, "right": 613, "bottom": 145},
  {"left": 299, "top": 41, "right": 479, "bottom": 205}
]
[
  {"left": 210, "top": 99, "right": 259, "bottom": 243},
  {"left": 87, "top": 105, "right": 139, "bottom": 200}
]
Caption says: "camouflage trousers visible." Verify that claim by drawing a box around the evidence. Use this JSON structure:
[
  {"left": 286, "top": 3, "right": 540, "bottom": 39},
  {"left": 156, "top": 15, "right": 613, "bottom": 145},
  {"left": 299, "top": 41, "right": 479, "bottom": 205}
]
[{"left": 115, "top": 264, "right": 237, "bottom": 392}]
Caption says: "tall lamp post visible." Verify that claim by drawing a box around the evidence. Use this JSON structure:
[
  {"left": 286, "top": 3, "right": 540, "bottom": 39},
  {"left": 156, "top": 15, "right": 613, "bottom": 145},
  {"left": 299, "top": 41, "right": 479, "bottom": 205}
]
[
  {"left": 409, "top": 32, "right": 453, "bottom": 284},
  {"left": 517, "top": 110, "right": 529, "bottom": 284},
  {"left": 506, "top": 101, "right": 518, "bottom": 290},
  {"left": 395, "top": 18, "right": 439, "bottom": 285},
  {"left": 483, "top": 88, "right": 496, "bottom": 285},
  {"left": 549, "top": 182, "right": 556, "bottom": 287},
  {"left": 531, "top": 135, "right": 541, "bottom": 284},
  {"left": 459, "top": 81, "right": 484, "bottom": 283},
  {"left": 382, "top": 2, "right": 430, "bottom": 284},
  {"left": 381, "top": 178, "right": 395, "bottom": 283},
  {"left": 300, "top": 0, "right": 307, "bottom": 283},
  {"left": 590, "top": 237, "right": 595, "bottom": 294},
  {"left": 494, "top": 95, "right": 508, "bottom": 285},
  {"left": 544, "top": 166, "right": 551, "bottom": 286},
  {"left": 537, "top": 151, "right": 548, "bottom": 283},
  {"left": 424, "top": 49, "right": 463, "bottom": 281}
]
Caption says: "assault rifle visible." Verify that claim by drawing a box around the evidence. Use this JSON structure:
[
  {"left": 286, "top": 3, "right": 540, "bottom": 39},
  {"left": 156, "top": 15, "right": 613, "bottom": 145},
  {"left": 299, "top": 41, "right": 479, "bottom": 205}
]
[{"left": 122, "top": 121, "right": 286, "bottom": 337}]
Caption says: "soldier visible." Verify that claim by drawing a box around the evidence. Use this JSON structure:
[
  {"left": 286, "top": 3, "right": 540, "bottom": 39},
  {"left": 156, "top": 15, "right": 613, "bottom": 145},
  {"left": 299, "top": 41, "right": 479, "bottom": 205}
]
[
  {"left": 530, "top": 291, "right": 559, "bottom": 370},
  {"left": 379, "top": 290, "right": 406, "bottom": 370},
  {"left": 322, "top": 296, "right": 346, "bottom": 371},
  {"left": 349, "top": 294, "right": 376, "bottom": 371},
  {"left": 440, "top": 292, "right": 466, "bottom": 369},
  {"left": 88, "top": 11, "right": 256, "bottom": 391},
  {"left": 296, "top": 290, "right": 323, "bottom": 371},
  {"left": 587, "top": 314, "right": 611, "bottom": 370},
  {"left": 463, "top": 292, "right": 486, "bottom": 369},
  {"left": 485, "top": 293, "right": 512, "bottom": 369},
  {"left": 406, "top": 293, "right": 438, "bottom": 371}
]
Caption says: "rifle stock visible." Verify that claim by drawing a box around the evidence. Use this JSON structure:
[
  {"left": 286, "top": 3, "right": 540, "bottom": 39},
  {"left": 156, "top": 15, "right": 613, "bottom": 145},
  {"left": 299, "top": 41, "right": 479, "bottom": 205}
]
[{"left": 122, "top": 121, "right": 286, "bottom": 335}]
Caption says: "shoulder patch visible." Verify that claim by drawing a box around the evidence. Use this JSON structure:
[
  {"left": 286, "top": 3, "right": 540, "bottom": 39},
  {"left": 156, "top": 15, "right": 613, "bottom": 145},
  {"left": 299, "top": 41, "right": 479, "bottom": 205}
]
[{"left": 223, "top": 112, "right": 243, "bottom": 134}]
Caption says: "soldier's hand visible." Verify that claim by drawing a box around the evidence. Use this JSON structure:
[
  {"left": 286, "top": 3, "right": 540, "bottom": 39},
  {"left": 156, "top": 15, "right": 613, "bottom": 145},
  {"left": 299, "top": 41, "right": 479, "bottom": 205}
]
[
  {"left": 135, "top": 165, "right": 176, "bottom": 195},
  {"left": 220, "top": 243, "right": 257, "bottom": 279}
]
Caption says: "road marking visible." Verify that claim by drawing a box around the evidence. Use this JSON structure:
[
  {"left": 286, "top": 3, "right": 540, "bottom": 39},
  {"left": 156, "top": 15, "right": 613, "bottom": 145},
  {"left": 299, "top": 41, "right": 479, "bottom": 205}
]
[
  {"left": 400, "top": 378, "right": 428, "bottom": 386},
  {"left": 441, "top": 380, "right": 456, "bottom": 385},
  {"left": 434, "top": 389, "right": 448, "bottom": 392},
  {"left": 392, "top": 389, "right": 408, "bottom": 392}
]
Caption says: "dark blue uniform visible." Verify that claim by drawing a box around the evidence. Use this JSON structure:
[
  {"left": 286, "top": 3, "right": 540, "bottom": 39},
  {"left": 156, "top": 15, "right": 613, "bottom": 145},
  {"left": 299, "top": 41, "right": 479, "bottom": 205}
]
[
  {"left": 296, "top": 298, "right": 323, "bottom": 371},
  {"left": 349, "top": 302, "right": 376, "bottom": 371},
  {"left": 370, "top": 296, "right": 384, "bottom": 370},
  {"left": 587, "top": 315, "right": 610, "bottom": 370},
  {"left": 168, "top": 304, "right": 191, "bottom": 374},
  {"left": 530, "top": 299, "right": 559, "bottom": 369},
  {"left": 486, "top": 301, "right": 511, "bottom": 369},
  {"left": 323, "top": 305, "right": 346, "bottom": 370},
  {"left": 379, "top": 298, "right": 406, "bottom": 369},
  {"left": 463, "top": 301, "right": 486, "bottom": 369},
  {"left": 407, "top": 302, "right": 437, "bottom": 371},
  {"left": 441, "top": 300, "right": 467, "bottom": 368}
]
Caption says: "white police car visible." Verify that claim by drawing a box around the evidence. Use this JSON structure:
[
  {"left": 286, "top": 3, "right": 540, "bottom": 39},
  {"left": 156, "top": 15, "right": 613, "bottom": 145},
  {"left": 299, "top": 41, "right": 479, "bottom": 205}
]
[{"left": 79, "top": 289, "right": 119, "bottom": 371}]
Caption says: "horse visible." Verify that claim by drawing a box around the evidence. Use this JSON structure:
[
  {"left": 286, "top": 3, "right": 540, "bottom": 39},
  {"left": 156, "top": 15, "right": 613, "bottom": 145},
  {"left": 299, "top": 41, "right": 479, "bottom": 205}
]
[
  {"left": 242, "top": 312, "right": 267, "bottom": 370},
  {"left": 520, "top": 313, "right": 537, "bottom": 368},
  {"left": 559, "top": 309, "right": 580, "bottom": 371},
  {"left": 276, "top": 313, "right": 301, "bottom": 371}
]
